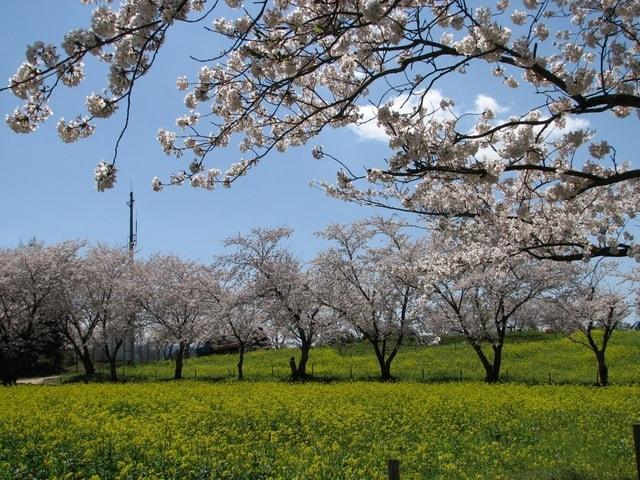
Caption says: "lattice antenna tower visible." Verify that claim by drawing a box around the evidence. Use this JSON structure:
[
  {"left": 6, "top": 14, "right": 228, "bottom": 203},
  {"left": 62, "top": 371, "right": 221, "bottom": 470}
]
[{"left": 127, "top": 189, "right": 137, "bottom": 254}]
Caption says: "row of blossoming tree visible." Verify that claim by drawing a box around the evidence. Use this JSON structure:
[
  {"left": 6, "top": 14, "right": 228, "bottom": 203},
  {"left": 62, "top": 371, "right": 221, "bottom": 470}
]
[
  {"left": 3, "top": 1, "right": 640, "bottom": 385},
  {"left": 1, "top": 220, "right": 634, "bottom": 386}
]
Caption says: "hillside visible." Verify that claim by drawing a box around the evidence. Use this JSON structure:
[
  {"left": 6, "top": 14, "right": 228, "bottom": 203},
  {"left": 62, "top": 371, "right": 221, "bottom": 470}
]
[{"left": 117, "top": 331, "right": 640, "bottom": 385}]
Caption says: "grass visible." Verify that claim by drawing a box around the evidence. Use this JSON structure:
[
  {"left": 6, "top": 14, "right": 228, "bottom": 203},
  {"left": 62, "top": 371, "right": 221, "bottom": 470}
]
[{"left": 110, "top": 330, "right": 640, "bottom": 385}]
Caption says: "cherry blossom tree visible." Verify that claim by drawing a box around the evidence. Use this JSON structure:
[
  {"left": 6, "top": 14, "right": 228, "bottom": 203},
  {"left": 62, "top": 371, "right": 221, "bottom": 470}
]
[
  {"left": 542, "top": 263, "right": 630, "bottom": 386},
  {"left": 221, "top": 289, "right": 270, "bottom": 380},
  {"left": 315, "top": 218, "right": 422, "bottom": 380},
  {"left": 58, "top": 260, "right": 103, "bottom": 377},
  {"left": 424, "top": 241, "right": 571, "bottom": 383},
  {"left": 223, "top": 227, "right": 329, "bottom": 380},
  {"left": 136, "top": 254, "right": 210, "bottom": 380},
  {"left": 197, "top": 266, "right": 268, "bottom": 380},
  {"left": 4, "top": 0, "right": 640, "bottom": 263},
  {"left": 0, "top": 241, "right": 80, "bottom": 385},
  {"left": 77, "top": 245, "right": 137, "bottom": 381}
]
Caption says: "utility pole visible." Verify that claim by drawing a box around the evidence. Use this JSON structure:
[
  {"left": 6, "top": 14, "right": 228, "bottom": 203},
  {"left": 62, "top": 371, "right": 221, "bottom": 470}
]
[
  {"left": 126, "top": 190, "right": 137, "bottom": 363},
  {"left": 127, "top": 190, "right": 136, "bottom": 254}
]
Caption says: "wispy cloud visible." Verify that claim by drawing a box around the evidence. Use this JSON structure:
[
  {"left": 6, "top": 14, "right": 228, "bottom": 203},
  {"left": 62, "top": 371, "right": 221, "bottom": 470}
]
[
  {"left": 348, "top": 90, "right": 448, "bottom": 142},
  {"left": 474, "top": 94, "right": 509, "bottom": 114}
]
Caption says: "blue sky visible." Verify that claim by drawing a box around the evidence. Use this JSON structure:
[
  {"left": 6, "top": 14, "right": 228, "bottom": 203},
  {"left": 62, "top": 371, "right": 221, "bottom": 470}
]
[
  {"left": 1, "top": 1, "right": 638, "bottom": 268},
  {"left": 0, "top": 1, "right": 387, "bottom": 261}
]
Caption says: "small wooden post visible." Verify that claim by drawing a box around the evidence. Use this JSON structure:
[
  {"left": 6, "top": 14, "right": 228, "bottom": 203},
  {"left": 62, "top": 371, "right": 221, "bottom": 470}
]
[
  {"left": 271, "top": 366, "right": 274, "bottom": 376},
  {"left": 387, "top": 459, "right": 400, "bottom": 480},
  {"left": 633, "top": 423, "right": 640, "bottom": 480},
  {"left": 459, "top": 369, "right": 463, "bottom": 381},
  {"left": 350, "top": 365, "right": 353, "bottom": 380},
  {"left": 421, "top": 368, "right": 425, "bottom": 382}
]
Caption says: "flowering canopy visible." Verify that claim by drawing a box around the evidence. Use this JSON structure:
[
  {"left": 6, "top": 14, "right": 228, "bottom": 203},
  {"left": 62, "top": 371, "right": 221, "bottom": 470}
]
[{"left": 4, "top": 0, "right": 640, "bottom": 262}]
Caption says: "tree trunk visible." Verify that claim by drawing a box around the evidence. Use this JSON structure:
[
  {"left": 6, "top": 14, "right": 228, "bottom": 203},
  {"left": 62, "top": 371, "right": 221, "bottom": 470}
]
[
  {"left": 109, "top": 358, "right": 117, "bottom": 381},
  {"left": 289, "top": 356, "right": 297, "bottom": 378},
  {"left": 81, "top": 345, "right": 96, "bottom": 376},
  {"left": 174, "top": 341, "right": 186, "bottom": 380},
  {"left": 289, "top": 342, "right": 311, "bottom": 380},
  {"left": 296, "top": 341, "right": 310, "bottom": 379},
  {"left": 237, "top": 342, "right": 245, "bottom": 380},
  {"left": 380, "top": 361, "right": 392, "bottom": 381},
  {"left": 469, "top": 342, "right": 498, "bottom": 384},
  {"left": 586, "top": 327, "right": 611, "bottom": 387},
  {"left": 372, "top": 343, "right": 392, "bottom": 381},
  {"left": 487, "top": 343, "right": 503, "bottom": 384},
  {"left": 104, "top": 339, "right": 124, "bottom": 382},
  {"left": 595, "top": 350, "right": 608, "bottom": 387}
]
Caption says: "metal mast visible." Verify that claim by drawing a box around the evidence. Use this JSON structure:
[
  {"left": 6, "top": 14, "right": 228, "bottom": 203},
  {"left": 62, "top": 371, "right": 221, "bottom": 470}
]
[
  {"left": 127, "top": 190, "right": 137, "bottom": 253},
  {"left": 126, "top": 189, "right": 137, "bottom": 363}
]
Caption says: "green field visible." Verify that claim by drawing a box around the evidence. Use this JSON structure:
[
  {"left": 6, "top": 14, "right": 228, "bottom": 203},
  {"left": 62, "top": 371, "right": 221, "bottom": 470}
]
[
  {"left": 2, "top": 331, "right": 640, "bottom": 479},
  {"left": 118, "top": 331, "right": 640, "bottom": 385}
]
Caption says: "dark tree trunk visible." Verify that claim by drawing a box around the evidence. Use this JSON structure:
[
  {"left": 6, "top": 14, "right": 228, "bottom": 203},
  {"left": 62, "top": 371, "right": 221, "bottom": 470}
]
[
  {"left": 237, "top": 342, "right": 245, "bottom": 380},
  {"left": 104, "top": 339, "right": 123, "bottom": 382},
  {"left": 81, "top": 345, "right": 95, "bottom": 376},
  {"left": 487, "top": 343, "right": 503, "bottom": 384},
  {"left": 289, "top": 356, "right": 297, "bottom": 378},
  {"left": 109, "top": 359, "right": 117, "bottom": 381},
  {"left": 586, "top": 324, "right": 613, "bottom": 387},
  {"left": 290, "top": 341, "right": 312, "bottom": 380},
  {"left": 380, "top": 361, "right": 392, "bottom": 381},
  {"left": 370, "top": 335, "right": 403, "bottom": 381},
  {"left": 297, "top": 342, "right": 310, "bottom": 378},
  {"left": 595, "top": 350, "right": 608, "bottom": 386},
  {"left": 372, "top": 343, "right": 392, "bottom": 381},
  {"left": 469, "top": 342, "right": 499, "bottom": 384},
  {"left": 174, "top": 341, "right": 186, "bottom": 380}
]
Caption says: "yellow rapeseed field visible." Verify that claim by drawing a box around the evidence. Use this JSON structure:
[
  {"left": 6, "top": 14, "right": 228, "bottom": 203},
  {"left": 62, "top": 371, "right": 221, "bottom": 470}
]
[{"left": 1, "top": 382, "right": 638, "bottom": 479}]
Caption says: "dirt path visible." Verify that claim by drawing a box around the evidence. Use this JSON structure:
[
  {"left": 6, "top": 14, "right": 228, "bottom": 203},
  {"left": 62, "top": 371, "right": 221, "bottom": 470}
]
[{"left": 16, "top": 375, "right": 62, "bottom": 385}]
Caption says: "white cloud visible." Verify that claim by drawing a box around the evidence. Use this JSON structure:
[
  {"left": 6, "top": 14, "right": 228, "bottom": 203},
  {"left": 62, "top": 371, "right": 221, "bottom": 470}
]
[
  {"left": 474, "top": 94, "right": 509, "bottom": 114},
  {"left": 347, "top": 89, "right": 448, "bottom": 142},
  {"left": 346, "top": 91, "right": 587, "bottom": 148},
  {"left": 546, "top": 115, "right": 590, "bottom": 140},
  {"left": 349, "top": 104, "right": 387, "bottom": 142},
  {"left": 560, "top": 115, "right": 589, "bottom": 131}
]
